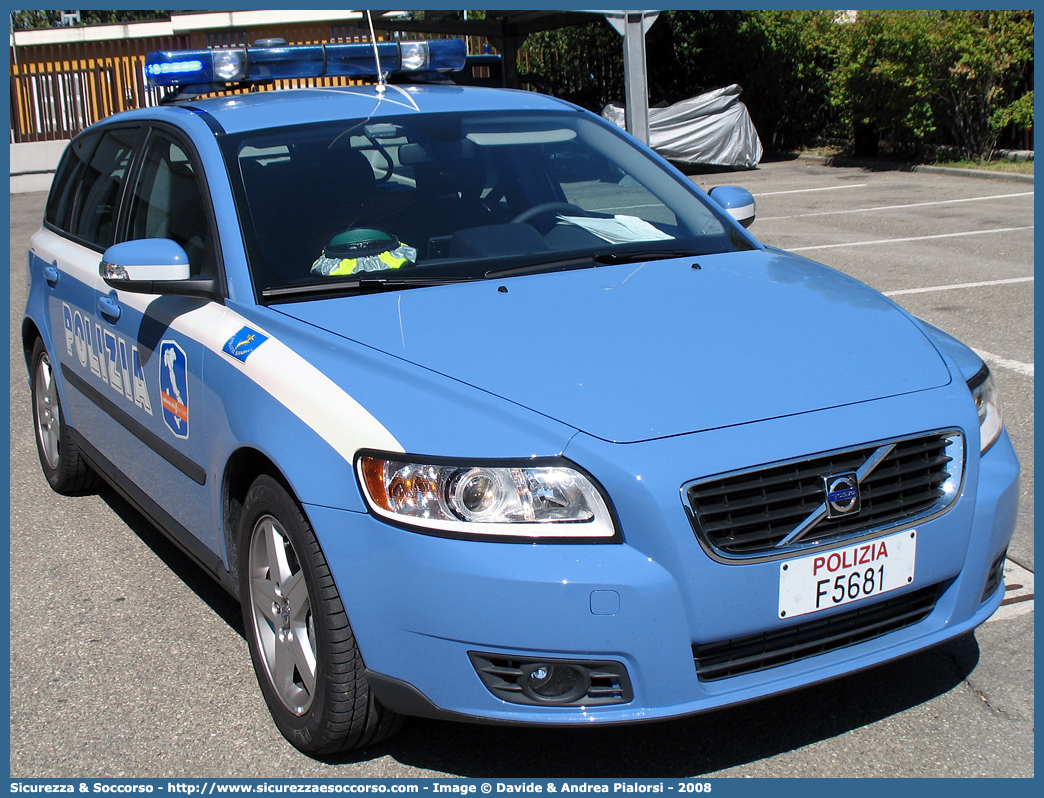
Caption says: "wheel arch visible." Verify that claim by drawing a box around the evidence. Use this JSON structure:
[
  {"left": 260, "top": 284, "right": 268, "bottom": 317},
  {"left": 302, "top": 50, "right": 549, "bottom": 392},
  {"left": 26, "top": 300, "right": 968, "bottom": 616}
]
[
  {"left": 229, "top": 452, "right": 405, "bottom": 752},
  {"left": 222, "top": 445, "right": 298, "bottom": 601},
  {"left": 22, "top": 317, "right": 44, "bottom": 373}
]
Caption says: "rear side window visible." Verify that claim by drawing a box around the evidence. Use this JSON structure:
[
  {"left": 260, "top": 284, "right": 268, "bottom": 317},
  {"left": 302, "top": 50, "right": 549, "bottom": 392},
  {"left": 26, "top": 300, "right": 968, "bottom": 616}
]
[
  {"left": 61, "top": 127, "right": 138, "bottom": 249},
  {"left": 45, "top": 131, "right": 100, "bottom": 231}
]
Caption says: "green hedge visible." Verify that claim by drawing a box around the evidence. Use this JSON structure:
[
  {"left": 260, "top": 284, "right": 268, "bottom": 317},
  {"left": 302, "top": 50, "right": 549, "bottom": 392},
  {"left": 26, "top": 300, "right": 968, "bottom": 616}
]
[{"left": 521, "top": 10, "right": 1034, "bottom": 159}]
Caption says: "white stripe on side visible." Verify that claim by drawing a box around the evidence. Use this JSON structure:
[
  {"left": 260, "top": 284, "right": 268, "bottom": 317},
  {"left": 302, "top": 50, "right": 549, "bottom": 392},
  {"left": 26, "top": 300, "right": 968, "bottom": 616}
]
[{"left": 116, "top": 294, "right": 404, "bottom": 461}]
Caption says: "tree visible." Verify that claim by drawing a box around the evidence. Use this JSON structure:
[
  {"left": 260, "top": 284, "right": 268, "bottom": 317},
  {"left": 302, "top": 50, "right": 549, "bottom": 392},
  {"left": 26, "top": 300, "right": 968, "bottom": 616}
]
[
  {"left": 520, "top": 18, "right": 623, "bottom": 113},
  {"left": 523, "top": 10, "right": 838, "bottom": 149},
  {"left": 11, "top": 10, "right": 175, "bottom": 31},
  {"left": 832, "top": 10, "right": 1034, "bottom": 159},
  {"left": 937, "top": 10, "right": 1034, "bottom": 158},
  {"left": 724, "top": 10, "right": 837, "bottom": 149}
]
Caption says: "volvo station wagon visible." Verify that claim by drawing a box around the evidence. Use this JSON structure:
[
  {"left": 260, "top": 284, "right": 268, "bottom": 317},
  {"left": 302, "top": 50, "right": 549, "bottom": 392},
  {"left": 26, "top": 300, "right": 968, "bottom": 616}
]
[{"left": 23, "top": 38, "right": 1019, "bottom": 755}]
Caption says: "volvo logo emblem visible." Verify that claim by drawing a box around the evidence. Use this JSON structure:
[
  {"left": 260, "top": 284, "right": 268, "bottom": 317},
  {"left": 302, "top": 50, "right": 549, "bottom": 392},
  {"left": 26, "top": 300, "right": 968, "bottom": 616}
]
[{"left": 823, "top": 472, "right": 861, "bottom": 518}]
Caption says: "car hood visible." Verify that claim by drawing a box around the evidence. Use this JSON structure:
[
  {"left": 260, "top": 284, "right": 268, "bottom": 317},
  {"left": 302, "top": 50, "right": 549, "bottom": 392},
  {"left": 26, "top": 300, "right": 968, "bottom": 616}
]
[{"left": 276, "top": 250, "right": 952, "bottom": 443}]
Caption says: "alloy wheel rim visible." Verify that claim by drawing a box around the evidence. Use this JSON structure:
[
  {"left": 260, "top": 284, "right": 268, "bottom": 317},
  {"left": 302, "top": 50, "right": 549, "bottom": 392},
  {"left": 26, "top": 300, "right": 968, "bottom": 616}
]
[
  {"left": 247, "top": 514, "right": 317, "bottom": 715},
  {"left": 34, "top": 354, "right": 60, "bottom": 470}
]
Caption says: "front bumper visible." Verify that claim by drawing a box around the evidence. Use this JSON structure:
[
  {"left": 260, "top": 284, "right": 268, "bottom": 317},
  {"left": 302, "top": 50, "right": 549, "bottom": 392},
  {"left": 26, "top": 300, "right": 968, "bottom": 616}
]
[{"left": 309, "top": 414, "right": 1019, "bottom": 725}]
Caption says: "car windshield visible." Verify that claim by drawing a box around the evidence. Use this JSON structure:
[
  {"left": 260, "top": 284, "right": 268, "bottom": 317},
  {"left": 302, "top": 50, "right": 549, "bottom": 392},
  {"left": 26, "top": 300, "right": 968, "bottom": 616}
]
[{"left": 221, "top": 109, "right": 755, "bottom": 300}]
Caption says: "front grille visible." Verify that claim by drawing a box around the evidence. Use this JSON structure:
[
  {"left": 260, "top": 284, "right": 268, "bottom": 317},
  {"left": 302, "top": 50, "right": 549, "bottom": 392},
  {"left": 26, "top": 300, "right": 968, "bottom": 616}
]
[
  {"left": 686, "top": 431, "right": 962, "bottom": 558},
  {"left": 693, "top": 582, "right": 945, "bottom": 681}
]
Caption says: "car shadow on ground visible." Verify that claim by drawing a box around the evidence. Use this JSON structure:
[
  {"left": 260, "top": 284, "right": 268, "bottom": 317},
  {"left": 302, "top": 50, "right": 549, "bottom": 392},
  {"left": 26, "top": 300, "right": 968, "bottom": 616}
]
[
  {"left": 99, "top": 483, "right": 981, "bottom": 777},
  {"left": 366, "top": 632, "right": 979, "bottom": 777},
  {"left": 98, "top": 484, "right": 246, "bottom": 636}
]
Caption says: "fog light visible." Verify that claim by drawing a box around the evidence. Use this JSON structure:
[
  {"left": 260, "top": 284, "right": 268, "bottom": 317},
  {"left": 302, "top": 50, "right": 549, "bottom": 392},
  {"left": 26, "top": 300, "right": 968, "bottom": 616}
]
[
  {"left": 469, "top": 652, "right": 633, "bottom": 707},
  {"left": 521, "top": 663, "right": 588, "bottom": 703}
]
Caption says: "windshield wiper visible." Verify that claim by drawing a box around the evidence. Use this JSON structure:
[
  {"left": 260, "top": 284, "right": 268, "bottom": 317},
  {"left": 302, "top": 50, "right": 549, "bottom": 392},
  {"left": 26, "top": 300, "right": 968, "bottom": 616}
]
[
  {"left": 590, "top": 246, "right": 709, "bottom": 265},
  {"left": 484, "top": 246, "right": 709, "bottom": 279},
  {"left": 484, "top": 253, "right": 599, "bottom": 279},
  {"left": 262, "top": 275, "right": 474, "bottom": 301}
]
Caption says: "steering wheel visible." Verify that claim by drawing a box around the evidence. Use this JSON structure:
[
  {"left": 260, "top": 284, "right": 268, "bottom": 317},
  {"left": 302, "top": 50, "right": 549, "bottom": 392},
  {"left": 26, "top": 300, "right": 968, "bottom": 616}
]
[{"left": 510, "top": 202, "right": 589, "bottom": 226}]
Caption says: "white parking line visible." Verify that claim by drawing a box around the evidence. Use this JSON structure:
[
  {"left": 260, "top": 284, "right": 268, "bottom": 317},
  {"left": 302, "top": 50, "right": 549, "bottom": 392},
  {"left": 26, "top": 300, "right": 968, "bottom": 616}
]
[
  {"left": 988, "top": 559, "right": 1034, "bottom": 622},
  {"left": 762, "top": 191, "right": 1034, "bottom": 220},
  {"left": 883, "top": 276, "right": 1034, "bottom": 296},
  {"left": 789, "top": 226, "right": 1034, "bottom": 252},
  {"left": 754, "top": 184, "right": 868, "bottom": 197},
  {"left": 972, "top": 349, "right": 1034, "bottom": 378}
]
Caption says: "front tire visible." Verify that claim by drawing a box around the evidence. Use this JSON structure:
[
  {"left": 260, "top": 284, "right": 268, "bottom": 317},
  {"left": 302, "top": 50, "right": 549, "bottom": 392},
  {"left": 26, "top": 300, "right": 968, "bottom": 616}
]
[
  {"left": 29, "top": 338, "right": 99, "bottom": 495},
  {"left": 238, "top": 474, "right": 402, "bottom": 755}
]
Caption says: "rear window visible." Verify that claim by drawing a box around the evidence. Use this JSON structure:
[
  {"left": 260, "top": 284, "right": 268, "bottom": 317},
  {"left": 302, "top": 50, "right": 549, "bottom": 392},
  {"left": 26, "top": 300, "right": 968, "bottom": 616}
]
[
  {"left": 46, "top": 127, "right": 138, "bottom": 249},
  {"left": 46, "top": 131, "right": 100, "bottom": 232}
]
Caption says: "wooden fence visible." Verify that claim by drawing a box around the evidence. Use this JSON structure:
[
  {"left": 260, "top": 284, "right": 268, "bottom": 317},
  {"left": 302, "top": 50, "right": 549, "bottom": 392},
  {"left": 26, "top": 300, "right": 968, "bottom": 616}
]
[
  {"left": 10, "top": 23, "right": 487, "bottom": 144},
  {"left": 11, "top": 37, "right": 189, "bottom": 143}
]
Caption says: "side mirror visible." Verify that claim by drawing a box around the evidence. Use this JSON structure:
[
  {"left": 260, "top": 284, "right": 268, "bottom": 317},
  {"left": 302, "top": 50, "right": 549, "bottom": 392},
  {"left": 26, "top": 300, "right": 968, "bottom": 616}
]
[
  {"left": 708, "top": 186, "right": 756, "bottom": 228},
  {"left": 100, "top": 239, "right": 217, "bottom": 298}
]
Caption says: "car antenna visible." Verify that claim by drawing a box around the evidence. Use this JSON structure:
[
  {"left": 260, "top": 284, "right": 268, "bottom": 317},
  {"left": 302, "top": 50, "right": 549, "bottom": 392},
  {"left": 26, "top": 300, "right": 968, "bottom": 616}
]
[{"left": 365, "top": 9, "right": 387, "bottom": 94}]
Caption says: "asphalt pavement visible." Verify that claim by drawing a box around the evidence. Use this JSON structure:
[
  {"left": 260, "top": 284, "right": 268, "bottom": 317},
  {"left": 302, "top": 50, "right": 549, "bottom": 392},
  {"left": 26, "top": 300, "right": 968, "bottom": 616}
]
[{"left": 8, "top": 159, "right": 1034, "bottom": 778}]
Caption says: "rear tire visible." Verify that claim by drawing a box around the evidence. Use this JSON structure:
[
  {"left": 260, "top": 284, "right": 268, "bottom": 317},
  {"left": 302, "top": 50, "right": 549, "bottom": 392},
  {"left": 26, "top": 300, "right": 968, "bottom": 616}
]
[
  {"left": 29, "top": 338, "right": 99, "bottom": 495},
  {"left": 238, "top": 474, "right": 403, "bottom": 755}
]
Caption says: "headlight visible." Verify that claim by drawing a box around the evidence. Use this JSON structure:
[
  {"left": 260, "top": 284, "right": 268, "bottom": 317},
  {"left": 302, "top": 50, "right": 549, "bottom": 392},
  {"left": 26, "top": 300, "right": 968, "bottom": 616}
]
[
  {"left": 357, "top": 453, "right": 618, "bottom": 541},
  {"left": 968, "top": 365, "right": 1003, "bottom": 454}
]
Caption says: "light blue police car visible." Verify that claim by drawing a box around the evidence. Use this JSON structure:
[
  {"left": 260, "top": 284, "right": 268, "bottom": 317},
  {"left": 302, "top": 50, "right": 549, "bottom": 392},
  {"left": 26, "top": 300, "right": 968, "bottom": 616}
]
[{"left": 23, "top": 39, "right": 1019, "bottom": 755}]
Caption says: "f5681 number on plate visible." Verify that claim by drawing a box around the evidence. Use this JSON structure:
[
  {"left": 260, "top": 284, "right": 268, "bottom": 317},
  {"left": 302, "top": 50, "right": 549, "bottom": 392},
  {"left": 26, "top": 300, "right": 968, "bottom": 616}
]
[{"left": 778, "top": 530, "right": 917, "bottom": 619}]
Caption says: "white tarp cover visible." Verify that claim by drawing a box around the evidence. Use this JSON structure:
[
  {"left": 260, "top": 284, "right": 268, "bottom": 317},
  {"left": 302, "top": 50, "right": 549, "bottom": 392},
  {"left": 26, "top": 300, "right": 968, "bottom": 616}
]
[{"left": 603, "top": 84, "right": 763, "bottom": 168}]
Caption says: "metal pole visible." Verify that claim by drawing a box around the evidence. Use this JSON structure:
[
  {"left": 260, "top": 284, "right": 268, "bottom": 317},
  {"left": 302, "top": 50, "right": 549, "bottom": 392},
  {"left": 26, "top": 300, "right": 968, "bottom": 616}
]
[
  {"left": 603, "top": 10, "right": 658, "bottom": 145},
  {"left": 11, "top": 12, "right": 17, "bottom": 145},
  {"left": 621, "top": 11, "right": 649, "bottom": 144}
]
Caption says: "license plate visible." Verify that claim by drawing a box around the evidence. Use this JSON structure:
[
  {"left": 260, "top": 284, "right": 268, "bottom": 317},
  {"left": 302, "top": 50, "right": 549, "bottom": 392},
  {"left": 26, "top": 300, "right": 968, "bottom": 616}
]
[{"left": 778, "top": 530, "right": 917, "bottom": 619}]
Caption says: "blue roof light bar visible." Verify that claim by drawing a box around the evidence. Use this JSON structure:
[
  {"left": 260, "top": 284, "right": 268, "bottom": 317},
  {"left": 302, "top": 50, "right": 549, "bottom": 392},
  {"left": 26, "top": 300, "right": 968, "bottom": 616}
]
[{"left": 145, "top": 39, "right": 467, "bottom": 89}]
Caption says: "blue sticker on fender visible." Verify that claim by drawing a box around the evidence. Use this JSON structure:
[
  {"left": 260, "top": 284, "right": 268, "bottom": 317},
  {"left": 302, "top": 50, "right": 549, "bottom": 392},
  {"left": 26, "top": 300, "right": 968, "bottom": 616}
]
[
  {"left": 159, "top": 340, "right": 189, "bottom": 439},
  {"left": 224, "top": 327, "right": 268, "bottom": 362}
]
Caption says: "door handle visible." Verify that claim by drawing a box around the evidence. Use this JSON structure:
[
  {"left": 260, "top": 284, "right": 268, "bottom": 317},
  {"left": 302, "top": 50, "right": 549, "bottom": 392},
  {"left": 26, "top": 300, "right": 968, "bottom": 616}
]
[
  {"left": 97, "top": 293, "right": 122, "bottom": 323},
  {"left": 43, "top": 264, "right": 59, "bottom": 287}
]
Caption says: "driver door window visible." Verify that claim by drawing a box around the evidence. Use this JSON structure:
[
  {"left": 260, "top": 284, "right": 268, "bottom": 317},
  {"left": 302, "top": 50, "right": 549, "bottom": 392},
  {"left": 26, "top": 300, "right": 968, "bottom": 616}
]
[{"left": 125, "top": 130, "right": 217, "bottom": 276}]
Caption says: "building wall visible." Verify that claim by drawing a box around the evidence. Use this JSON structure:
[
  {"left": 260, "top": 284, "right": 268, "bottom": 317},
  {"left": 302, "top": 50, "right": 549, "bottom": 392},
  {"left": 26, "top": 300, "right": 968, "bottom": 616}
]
[{"left": 10, "top": 140, "right": 69, "bottom": 194}]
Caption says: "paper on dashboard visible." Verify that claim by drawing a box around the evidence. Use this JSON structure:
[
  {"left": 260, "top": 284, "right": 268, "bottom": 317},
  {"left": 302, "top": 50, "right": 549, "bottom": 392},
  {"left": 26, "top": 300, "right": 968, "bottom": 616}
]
[{"left": 556, "top": 214, "right": 675, "bottom": 244}]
